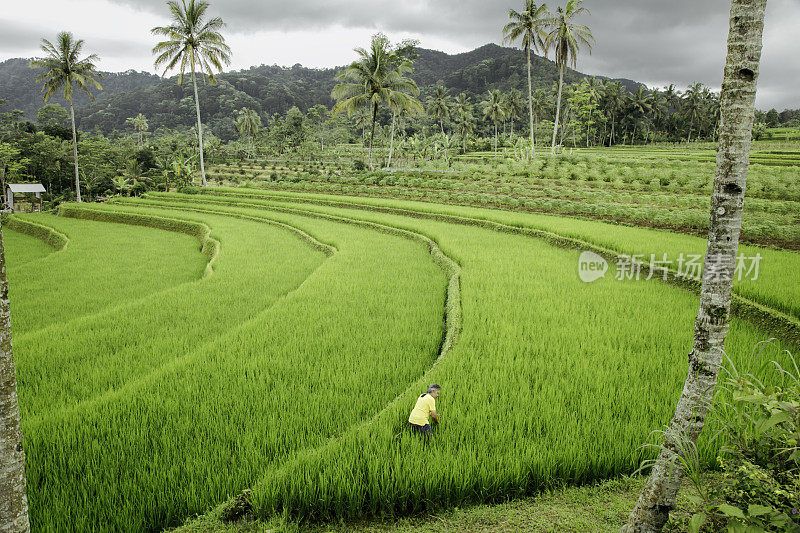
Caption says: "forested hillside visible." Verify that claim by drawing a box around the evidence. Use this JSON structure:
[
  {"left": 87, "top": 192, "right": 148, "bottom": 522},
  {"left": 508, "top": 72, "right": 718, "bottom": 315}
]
[{"left": 1, "top": 43, "right": 639, "bottom": 140}]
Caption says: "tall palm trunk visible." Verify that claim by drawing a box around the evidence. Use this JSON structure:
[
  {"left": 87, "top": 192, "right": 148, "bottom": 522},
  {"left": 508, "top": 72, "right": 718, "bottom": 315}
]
[
  {"left": 368, "top": 102, "right": 378, "bottom": 170},
  {"left": 386, "top": 112, "right": 397, "bottom": 168},
  {"left": 527, "top": 47, "right": 536, "bottom": 158},
  {"left": 190, "top": 63, "right": 207, "bottom": 186},
  {"left": 494, "top": 123, "right": 498, "bottom": 159},
  {"left": 686, "top": 115, "right": 694, "bottom": 144},
  {"left": 551, "top": 64, "right": 564, "bottom": 154},
  {"left": 624, "top": 1, "right": 766, "bottom": 530},
  {"left": 440, "top": 119, "right": 447, "bottom": 161},
  {"left": 68, "top": 99, "right": 82, "bottom": 202},
  {"left": 0, "top": 223, "right": 30, "bottom": 532}
]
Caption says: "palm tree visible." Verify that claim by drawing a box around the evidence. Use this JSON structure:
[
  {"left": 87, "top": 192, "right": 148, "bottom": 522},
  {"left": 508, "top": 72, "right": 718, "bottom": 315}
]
[
  {"left": 482, "top": 89, "right": 506, "bottom": 159},
  {"left": 625, "top": 0, "right": 767, "bottom": 530},
  {"left": 426, "top": 86, "right": 453, "bottom": 160},
  {"left": 30, "top": 32, "right": 102, "bottom": 203},
  {"left": 0, "top": 222, "right": 30, "bottom": 531},
  {"left": 544, "top": 0, "right": 594, "bottom": 154},
  {"left": 629, "top": 86, "right": 652, "bottom": 144},
  {"left": 682, "top": 82, "right": 705, "bottom": 143},
  {"left": 152, "top": 0, "right": 231, "bottom": 187},
  {"left": 387, "top": 96, "right": 423, "bottom": 168},
  {"left": 453, "top": 93, "right": 475, "bottom": 152},
  {"left": 234, "top": 107, "right": 261, "bottom": 158},
  {"left": 128, "top": 113, "right": 149, "bottom": 149},
  {"left": 503, "top": 0, "right": 550, "bottom": 158},
  {"left": 531, "top": 88, "right": 548, "bottom": 145},
  {"left": 332, "top": 34, "right": 420, "bottom": 170},
  {"left": 502, "top": 89, "right": 524, "bottom": 140},
  {"left": 649, "top": 89, "right": 667, "bottom": 143}
]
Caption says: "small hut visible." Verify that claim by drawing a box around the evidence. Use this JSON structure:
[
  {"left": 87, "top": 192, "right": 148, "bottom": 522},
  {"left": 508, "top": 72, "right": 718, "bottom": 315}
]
[{"left": 6, "top": 184, "right": 46, "bottom": 213}]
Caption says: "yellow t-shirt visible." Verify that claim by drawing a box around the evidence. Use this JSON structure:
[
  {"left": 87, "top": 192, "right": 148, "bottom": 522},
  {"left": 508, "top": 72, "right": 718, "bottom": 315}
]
[{"left": 408, "top": 394, "right": 436, "bottom": 426}]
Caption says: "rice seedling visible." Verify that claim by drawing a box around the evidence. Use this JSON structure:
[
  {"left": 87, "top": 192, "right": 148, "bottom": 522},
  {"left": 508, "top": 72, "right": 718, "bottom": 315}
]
[
  {"left": 122, "top": 193, "right": 793, "bottom": 523},
  {"left": 12, "top": 204, "right": 447, "bottom": 530}
]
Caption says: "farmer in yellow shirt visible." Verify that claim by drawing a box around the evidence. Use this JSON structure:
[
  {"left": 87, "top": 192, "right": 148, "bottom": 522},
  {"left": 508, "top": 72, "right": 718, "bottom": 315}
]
[{"left": 408, "top": 384, "right": 440, "bottom": 437}]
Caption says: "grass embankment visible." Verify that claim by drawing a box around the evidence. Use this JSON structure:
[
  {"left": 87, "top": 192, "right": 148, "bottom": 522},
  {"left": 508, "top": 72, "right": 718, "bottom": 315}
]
[
  {"left": 7, "top": 213, "right": 206, "bottom": 335},
  {"left": 3, "top": 226, "right": 55, "bottom": 267},
  {"left": 13, "top": 207, "right": 448, "bottom": 531},
  {"left": 161, "top": 189, "right": 800, "bottom": 325},
  {"left": 116, "top": 194, "right": 794, "bottom": 526}
]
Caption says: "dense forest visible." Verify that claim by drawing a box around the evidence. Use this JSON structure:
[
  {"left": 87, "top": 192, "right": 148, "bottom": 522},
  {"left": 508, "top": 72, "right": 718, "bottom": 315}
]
[{"left": 2, "top": 44, "right": 638, "bottom": 139}]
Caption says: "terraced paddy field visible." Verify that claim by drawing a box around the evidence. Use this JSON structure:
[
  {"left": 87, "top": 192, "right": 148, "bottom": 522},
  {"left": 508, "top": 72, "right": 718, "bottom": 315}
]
[
  {"left": 4, "top": 188, "right": 798, "bottom": 531},
  {"left": 205, "top": 145, "right": 800, "bottom": 249}
]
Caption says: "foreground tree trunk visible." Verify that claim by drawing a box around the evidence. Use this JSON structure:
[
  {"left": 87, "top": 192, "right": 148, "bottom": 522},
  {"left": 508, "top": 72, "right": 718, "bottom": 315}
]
[
  {"left": 68, "top": 100, "right": 82, "bottom": 202},
  {"left": 551, "top": 65, "right": 564, "bottom": 154},
  {"left": 623, "top": 1, "right": 766, "bottom": 531},
  {"left": 190, "top": 63, "right": 207, "bottom": 187},
  {"left": 0, "top": 222, "right": 30, "bottom": 533}
]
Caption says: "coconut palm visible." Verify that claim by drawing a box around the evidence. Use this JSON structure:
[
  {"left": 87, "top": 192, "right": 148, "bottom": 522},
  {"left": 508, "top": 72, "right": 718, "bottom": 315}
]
[
  {"left": 30, "top": 32, "right": 103, "bottom": 203},
  {"left": 682, "top": 82, "right": 705, "bottom": 143},
  {"left": 332, "top": 34, "right": 420, "bottom": 170},
  {"left": 502, "top": 89, "right": 525, "bottom": 140},
  {"left": 152, "top": 0, "right": 231, "bottom": 187},
  {"left": 128, "top": 113, "right": 149, "bottom": 149},
  {"left": 531, "top": 88, "right": 549, "bottom": 145},
  {"left": 544, "top": 0, "right": 594, "bottom": 154},
  {"left": 234, "top": 107, "right": 261, "bottom": 158},
  {"left": 629, "top": 86, "right": 652, "bottom": 144},
  {"left": 426, "top": 85, "right": 453, "bottom": 160},
  {"left": 482, "top": 89, "right": 506, "bottom": 158},
  {"left": 624, "top": 1, "right": 767, "bottom": 530},
  {"left": 453, "top": 93, "right": 475, "bottom": 152},
  {"left": 503, "top": 0, "right": 550, "bottom": 158}
]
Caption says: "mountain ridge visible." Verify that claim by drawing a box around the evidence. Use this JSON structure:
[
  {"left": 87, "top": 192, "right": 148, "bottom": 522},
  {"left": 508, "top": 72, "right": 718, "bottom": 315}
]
[{"left": 0, "top": 43, "right": 644, "bottom": 140}]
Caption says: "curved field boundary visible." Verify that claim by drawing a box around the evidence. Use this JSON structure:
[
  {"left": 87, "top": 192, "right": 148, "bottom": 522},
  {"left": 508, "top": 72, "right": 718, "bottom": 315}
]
[
  {"left": 115, "top": 198, "right": 461, "bottom": 366},
  {"left": 59, "top": 205, "right": 220, "bottom": 278},
  {"left": 179, "top": 190, "right": 800, "bottom": 349},
  {"left": 2, "top": 214, "right": 69, "bottom": 251},
  {"left": 25, "top": 205, "right": 338, "bottom": 428}
]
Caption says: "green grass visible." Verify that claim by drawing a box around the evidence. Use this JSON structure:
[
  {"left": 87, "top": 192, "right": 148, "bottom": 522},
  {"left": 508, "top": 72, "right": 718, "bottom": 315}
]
[
  {"left": 8, "top": 213, "right": 207, "bottom": 335},
  {"left": 13, "top": 204, "right": 447, "bottom": 531},
  {"left": 109, "top": 194, "right": 794, "bottom": 524},
  {"left": 3, "top": 227, "right": 54, "bottom": 267},
  {"left": 157, "top": 189, "right": 800, "bottom": 323}
]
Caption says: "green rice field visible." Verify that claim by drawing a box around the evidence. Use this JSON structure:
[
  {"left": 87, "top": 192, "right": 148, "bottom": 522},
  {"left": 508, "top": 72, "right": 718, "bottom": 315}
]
[{"left": 4, "top": 180, "right": 798, "bottom": 530}]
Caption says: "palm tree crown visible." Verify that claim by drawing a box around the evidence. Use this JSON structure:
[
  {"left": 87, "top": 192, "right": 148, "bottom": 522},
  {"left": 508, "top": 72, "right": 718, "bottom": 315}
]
[
  {"left": 30, "top": 32, "right": 103, "bottom": 203},
  {"left": 503, "top": 0, "right": 550, "bottom": 158},
  {"left": 152, "top": 0, "right": 230, "bottom": 186},
  {"left": 151, "top": 0, "right": 231, "bottom": 84},
  {"left": 332, "top": 34, "right": 421, "bottom": 169},
  {"left": 31, "top": 32, "right": 103, "bottom": 102},
  {"left": 545, "top": 0, "right": 594, "bottom": 153}
]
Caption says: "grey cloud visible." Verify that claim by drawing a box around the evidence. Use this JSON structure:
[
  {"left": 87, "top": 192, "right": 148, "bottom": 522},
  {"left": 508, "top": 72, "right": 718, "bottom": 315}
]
[{"left": 32, "top": 0, "right": 800, "bottom": 109}]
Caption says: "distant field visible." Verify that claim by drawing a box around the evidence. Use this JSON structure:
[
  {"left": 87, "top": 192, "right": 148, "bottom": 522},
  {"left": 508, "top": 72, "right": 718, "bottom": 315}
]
[{"left": 206, "top": 141, "right": 800, "bottom": 249}]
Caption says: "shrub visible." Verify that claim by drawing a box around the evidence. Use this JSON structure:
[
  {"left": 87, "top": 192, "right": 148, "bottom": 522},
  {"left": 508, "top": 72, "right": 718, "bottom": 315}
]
[
  {"left": 353, "top": 159, "right": 366, "bottom": 171},
  {"left": 177, "top": 185, "right": 200, "bottom": 195}
]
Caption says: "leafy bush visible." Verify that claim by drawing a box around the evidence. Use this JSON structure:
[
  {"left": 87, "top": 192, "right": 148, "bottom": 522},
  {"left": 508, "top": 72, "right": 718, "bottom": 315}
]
[
  {"left": 176, "top": 185, "right": 200, "bottom": 195},
  {"left": 671, "top": 345, "right": 800, "bottom": 533},
  {"left": 353, "top": 159, "right": 366, "bottom": 171}
]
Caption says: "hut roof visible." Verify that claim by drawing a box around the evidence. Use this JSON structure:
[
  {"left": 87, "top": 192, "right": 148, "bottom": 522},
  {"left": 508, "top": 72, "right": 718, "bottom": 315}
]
[{"left": 7, "top": 184, "right": 46, "bottom": 193}]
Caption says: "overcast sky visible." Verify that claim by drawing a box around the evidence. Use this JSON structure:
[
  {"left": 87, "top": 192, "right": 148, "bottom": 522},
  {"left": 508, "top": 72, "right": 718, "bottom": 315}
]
[{"left": 1, "top": 0, "right": 797, "bottom": 109}]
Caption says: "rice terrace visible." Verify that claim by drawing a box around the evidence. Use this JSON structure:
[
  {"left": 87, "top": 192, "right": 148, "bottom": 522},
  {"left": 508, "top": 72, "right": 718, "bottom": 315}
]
[{"left": 0, "top": 0, "right": 798, "bottom": 532}]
